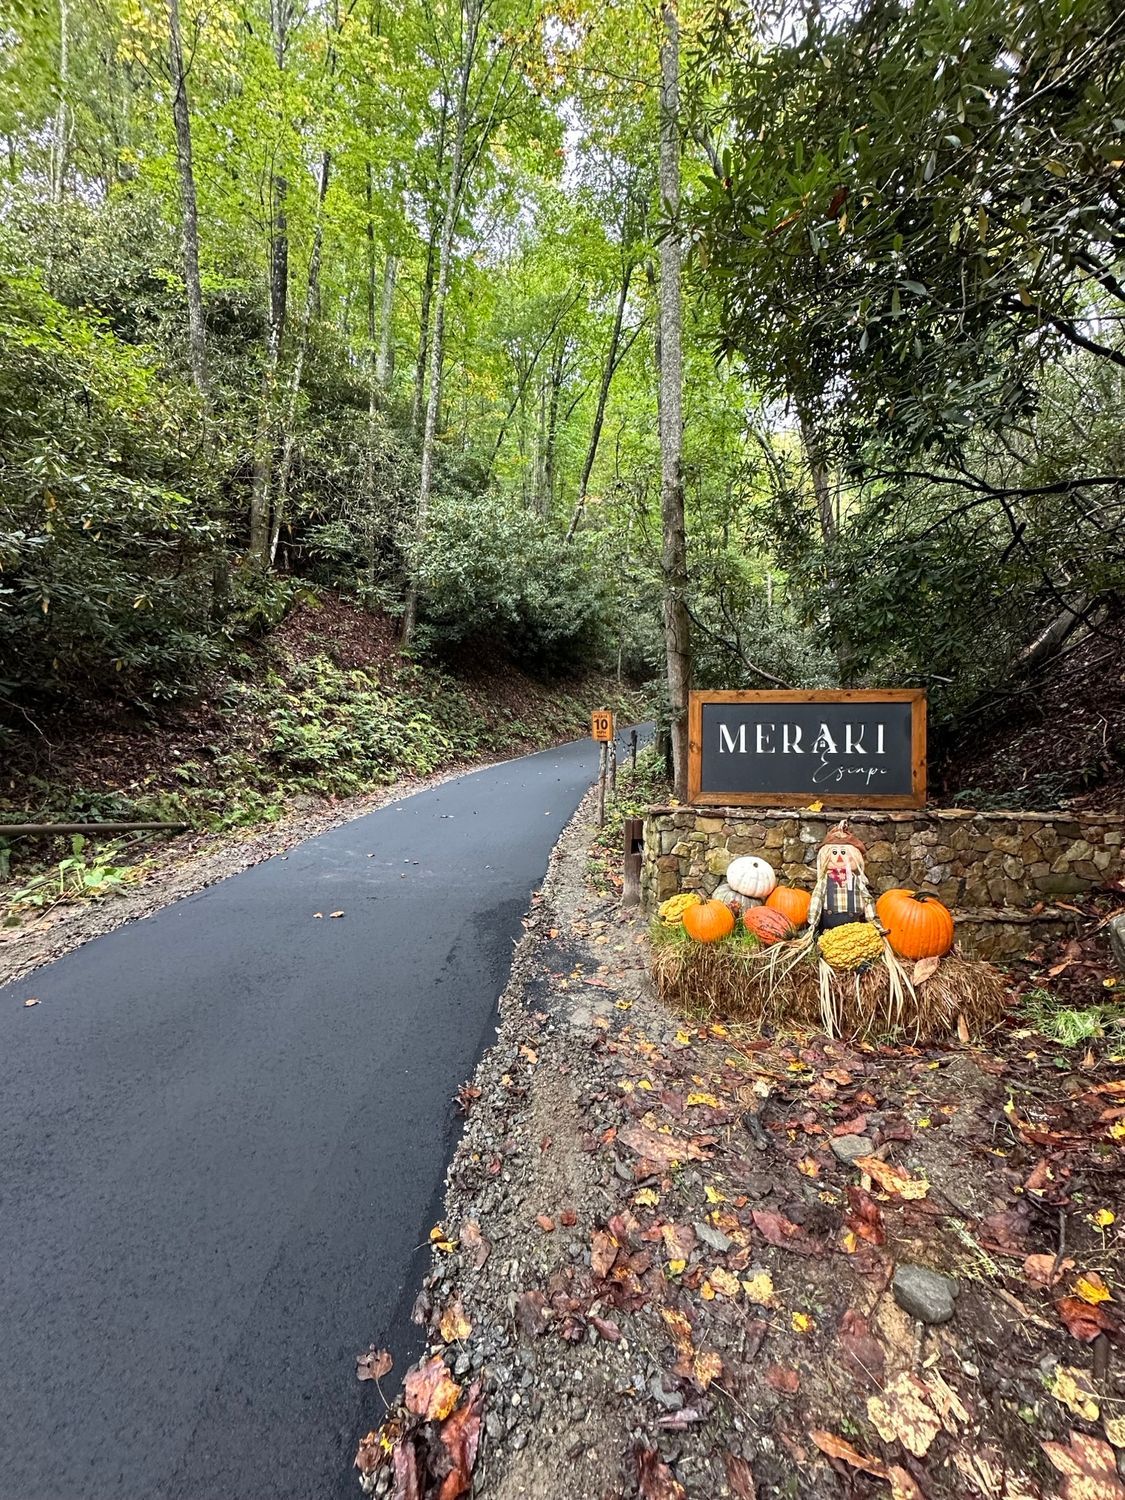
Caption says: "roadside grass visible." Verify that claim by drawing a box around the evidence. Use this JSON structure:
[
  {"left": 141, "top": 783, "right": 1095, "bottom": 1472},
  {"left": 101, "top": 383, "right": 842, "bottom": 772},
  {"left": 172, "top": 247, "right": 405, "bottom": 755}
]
[{"left": 1021, "top": 984, "right": 1125, "bottom": 1048}]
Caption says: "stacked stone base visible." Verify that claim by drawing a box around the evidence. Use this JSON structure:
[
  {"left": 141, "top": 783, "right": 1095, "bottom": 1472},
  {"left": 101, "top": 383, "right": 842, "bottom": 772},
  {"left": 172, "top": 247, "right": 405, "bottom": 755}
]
[{"left": 642, "top": 807, "right": 1124, "bottom": 962}]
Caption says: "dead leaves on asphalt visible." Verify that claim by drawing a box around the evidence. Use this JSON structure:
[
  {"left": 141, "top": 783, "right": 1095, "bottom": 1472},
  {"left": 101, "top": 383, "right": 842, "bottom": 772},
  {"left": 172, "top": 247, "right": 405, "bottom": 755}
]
[{"left": 356, "top": 1347, "right": 393, "bottom": 1383}]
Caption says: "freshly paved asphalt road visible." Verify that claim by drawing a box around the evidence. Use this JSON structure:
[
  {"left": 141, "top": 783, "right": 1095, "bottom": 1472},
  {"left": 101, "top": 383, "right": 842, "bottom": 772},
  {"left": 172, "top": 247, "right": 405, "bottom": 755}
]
[{"left": 0, "top": 732, "right": 633, "bottom": 1500}]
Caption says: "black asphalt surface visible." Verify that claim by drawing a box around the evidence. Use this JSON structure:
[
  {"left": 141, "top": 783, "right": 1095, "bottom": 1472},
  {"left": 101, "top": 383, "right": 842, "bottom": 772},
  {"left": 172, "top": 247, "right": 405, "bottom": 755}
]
[{"left": 0, "top": 732, "right": 631, "bottom": 1500}]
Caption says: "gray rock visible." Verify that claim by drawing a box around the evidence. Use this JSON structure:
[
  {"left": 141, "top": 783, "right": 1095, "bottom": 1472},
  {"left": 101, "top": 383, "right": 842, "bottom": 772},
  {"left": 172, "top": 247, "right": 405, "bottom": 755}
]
[
  {"left": 650, "top": 1376, "right": 685, "bottom": 1411},
  {"left": 693, "top": 1219, "right": 734, "bottom": 1253},
  {"left": 831, "top": 1134, "right": 875, "bottom": 1165},
  {"left": 893, "top": 1263, "right": 958, "bottom": 1324}
]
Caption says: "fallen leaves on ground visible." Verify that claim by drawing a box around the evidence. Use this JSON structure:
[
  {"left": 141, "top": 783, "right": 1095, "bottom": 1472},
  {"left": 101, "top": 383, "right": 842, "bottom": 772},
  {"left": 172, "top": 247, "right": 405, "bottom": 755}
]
[
  {"left": 1075, "top": 1271, "right": 1114, "bottom": 1305},
  {"left": 436, "top": 1380, "right": 483, "bottom": 1500},
  {"left": 854, "top": 1155, "right": 930, "bottom": 1200},
  {"left": 724, "top": 1452, "right": 757, "bottom": 1498},
  {"left": 1041, "top": 1431, "right": 1125, "bottom": 1500},
  {"left": 618, "top": 1122, "right": 713, "bottom": 1166},
  {"left": 635, "top": 1444, "right": 687, "bottom": 1499},
  {"left": 1050, "top": 1365, "right": 1101, "bottom": 1421},
  {"left": 867, "top": 1372, "right": 943, "bottom": 1457},
  {"left": 404, "top": 1356, "right": 460, "bottom": 1422},
  {"left": 438, "top": 1299, "right": 472, "bottom": 1343},
  {"left": 392, "top": 1440, "right": 423, "bottom": 1500},
  {"left": 1056, "top": 1295, "right": 1121, "bottom": 1343},
  {"left": 1024, "top": 1252, "right": 1074, "bottom": 1287},
  {"left": 811, "top": 1429, "right": 888, "bottom": 1478}
]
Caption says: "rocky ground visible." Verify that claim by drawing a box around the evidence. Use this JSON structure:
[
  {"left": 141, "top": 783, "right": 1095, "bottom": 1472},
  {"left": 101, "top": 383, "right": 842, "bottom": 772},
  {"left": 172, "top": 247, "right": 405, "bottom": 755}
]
[{"left": 354, "top": 789, "right": 1125, "bottom": 1500}]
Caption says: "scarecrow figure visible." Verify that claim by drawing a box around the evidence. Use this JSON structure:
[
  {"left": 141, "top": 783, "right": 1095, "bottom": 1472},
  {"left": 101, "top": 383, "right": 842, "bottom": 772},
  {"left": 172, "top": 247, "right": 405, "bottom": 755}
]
[{"left": 805, "top": 824, "right": 886, "bottom": 934}]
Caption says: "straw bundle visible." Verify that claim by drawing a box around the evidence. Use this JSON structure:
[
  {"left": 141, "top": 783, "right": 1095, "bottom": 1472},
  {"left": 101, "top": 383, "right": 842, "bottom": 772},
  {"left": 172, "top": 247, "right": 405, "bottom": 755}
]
[{"left": 650, "top": 930, "right": 1008, "bottom": 1042}]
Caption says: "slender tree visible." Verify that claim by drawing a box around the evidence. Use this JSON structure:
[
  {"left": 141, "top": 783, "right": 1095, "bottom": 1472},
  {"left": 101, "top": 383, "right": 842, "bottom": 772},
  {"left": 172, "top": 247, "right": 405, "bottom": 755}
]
[
  {"left": 565, "top": 256, "right": 636, "bottom": 541},
  {"left": 270, "top": 148, "right": 331, "bottom": 563},
  {"left": 402, "top": 0, "right": 482, "bottom": 644},
  {"left": 657, "top": 0, "right": 691, "bottom": 798},
  {"left": 249, "top": 0, "right": 293, "bottom": 565},
  {"left": 167, "top": 0, "right": 208, "bottom": 397},
  {"left": 49, "top": 0, "right": 69, "bottom": 203}
]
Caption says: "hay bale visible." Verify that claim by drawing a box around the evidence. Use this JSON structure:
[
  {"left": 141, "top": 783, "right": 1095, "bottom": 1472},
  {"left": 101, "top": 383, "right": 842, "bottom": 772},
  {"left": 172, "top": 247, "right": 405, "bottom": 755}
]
[{"left": 651, "top": 937, "right": 1008, "bottom": 1042}]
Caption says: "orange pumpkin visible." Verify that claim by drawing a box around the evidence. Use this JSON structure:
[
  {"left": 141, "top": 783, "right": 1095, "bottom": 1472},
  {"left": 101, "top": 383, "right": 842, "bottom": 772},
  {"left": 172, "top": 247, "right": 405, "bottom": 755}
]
[
  {"left": 875, "top": 889, "right": 954, "bottom": 960},
  {"left": 766, "top": 885, "right": 811, "bottom": 928},
  {"left": 743, "top": 905, "right": 794, "bottom": 946},
  {"left": 682, "top": 899, "right": 736, "bottom": 944}
]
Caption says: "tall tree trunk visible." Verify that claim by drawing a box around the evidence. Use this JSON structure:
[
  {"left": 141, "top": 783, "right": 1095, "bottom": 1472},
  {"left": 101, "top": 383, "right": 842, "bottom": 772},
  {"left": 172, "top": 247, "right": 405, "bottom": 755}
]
[
  {"left": 797, "top": 404, "right": 836, "bottom": 546},
  {"left": 532, "top": 371, "right": 548, "bottom": 511},
  {"left": 542, "top": 339, "right": 563, "bottom": 516},
  {"left": 167, "top": 0, "right": 208, "bottom": 396},
  {"left": 248, "top": 2, "right": 292, "bottom": 565},
  {"left": 487, "top": 298, "right": 575, "bottom": 480},
  {"left": 270, "top": 149, "right": 331, "bottom": 565},
  {"left": 360, "top": 160, "right": 382, "bottom": 594},
  {"left": 797, "top": 399, "right": 854, "bottom": 681},
  {"left": 410, "top": 102, "right": 448, "bottom": 433},
  {"left": 50, "top": 0, "right": 69, "bottom": 203},
  {"left": 167, "top": 0, "right": 228, "bottom": 613},
  {"left": 376, "top": 253, "right": 397, "bottom": 388},
  {"left": 658, "top": 0, "right": 691, "bottom": 799},
  {"left": 565, "top": 261, "right": 633, "bottom": 542},
  {"left": 401, "top": 4, "right": 478, "bottom": 646},
  {"left": 248, "top": 173, "right": 288, "bottom": 563}
]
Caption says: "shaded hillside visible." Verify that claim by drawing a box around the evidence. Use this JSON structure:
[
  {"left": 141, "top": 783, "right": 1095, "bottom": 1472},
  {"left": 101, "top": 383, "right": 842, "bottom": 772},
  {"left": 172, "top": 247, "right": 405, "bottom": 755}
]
[
  {"left": 1, "top": 593, "right": 648, "bottom": 877},
  {"left": 933, "top": 602, "right": 1125, "bottom": 810}
]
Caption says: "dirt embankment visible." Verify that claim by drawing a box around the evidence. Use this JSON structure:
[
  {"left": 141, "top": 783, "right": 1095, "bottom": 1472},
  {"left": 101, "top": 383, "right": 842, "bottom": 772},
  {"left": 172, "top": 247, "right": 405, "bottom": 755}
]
[{"left": 359, "top": 792, "right": 1125, "bottom": 1500}]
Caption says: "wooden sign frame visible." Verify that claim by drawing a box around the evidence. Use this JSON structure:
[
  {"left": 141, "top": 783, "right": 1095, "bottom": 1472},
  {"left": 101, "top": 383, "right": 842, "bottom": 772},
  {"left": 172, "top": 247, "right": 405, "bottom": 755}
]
[{"left": 688, "top": 689, "right": 927, "bottom": 809}]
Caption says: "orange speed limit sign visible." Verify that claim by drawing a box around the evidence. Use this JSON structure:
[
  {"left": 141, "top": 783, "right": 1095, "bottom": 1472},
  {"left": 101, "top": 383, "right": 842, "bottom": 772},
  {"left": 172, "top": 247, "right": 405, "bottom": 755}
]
[{"left": 591, "top": 710, "right": 615, "bottom": 743}]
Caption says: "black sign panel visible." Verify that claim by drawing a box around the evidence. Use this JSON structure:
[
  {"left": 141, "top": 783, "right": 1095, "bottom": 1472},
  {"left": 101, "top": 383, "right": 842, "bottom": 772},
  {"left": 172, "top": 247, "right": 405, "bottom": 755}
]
[{"left": 689, "top": 691, "right": 926, "bottom": 808}]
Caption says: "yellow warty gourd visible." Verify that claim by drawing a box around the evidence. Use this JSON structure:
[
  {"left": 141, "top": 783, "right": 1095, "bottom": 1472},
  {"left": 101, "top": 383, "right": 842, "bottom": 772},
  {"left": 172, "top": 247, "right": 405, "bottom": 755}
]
[
  {"left": 659, "top": 892, "right": 701, "bottom": 925},
  {"left": 817, "top": 922, "right": 884, "bottom": 970}
]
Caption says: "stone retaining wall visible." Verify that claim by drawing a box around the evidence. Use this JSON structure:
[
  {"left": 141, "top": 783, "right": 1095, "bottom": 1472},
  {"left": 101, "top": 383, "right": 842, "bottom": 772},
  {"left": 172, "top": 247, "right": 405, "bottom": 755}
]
[{"left": 641, "top": 807, "right": 1124, "bottom": 960}]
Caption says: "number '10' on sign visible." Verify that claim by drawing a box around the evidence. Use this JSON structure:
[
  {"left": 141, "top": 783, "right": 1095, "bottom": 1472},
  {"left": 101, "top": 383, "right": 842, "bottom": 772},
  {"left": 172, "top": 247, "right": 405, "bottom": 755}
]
[{"left": 591, "top": 711, "right": 614, "bottom": 743}]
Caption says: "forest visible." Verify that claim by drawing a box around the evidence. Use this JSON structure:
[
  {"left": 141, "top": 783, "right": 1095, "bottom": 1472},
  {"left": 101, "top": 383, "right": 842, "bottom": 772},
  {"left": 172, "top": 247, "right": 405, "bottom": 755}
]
[{"left": 1, "top": 0, "right": 1123, "bottom": 814}]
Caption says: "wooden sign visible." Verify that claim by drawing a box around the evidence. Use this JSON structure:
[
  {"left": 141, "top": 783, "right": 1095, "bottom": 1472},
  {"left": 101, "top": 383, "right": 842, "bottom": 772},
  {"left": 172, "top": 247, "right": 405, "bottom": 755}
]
[
  {"left": 591, "top": 709, "right": 615, "bottom": 743},
  {"left": 688, "top": 690, "right": 926, "bottom": 808}
]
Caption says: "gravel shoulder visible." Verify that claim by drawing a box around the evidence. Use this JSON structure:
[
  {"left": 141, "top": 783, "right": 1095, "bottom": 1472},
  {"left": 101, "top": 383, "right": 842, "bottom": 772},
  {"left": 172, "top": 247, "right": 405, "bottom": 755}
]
[{"left": 357, "top": 789, "right": 1125, "bottom": 1500}]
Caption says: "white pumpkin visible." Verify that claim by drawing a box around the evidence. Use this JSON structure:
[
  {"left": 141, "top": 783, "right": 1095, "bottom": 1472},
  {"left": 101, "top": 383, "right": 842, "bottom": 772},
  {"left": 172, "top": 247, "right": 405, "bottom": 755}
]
[{"left": 726, "top": 855, "right": 777, "bottom": 900}]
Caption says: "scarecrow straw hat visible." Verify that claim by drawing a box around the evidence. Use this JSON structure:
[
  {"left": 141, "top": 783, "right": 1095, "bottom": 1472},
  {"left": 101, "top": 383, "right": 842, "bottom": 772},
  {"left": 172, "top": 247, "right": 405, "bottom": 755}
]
[{"left": 819, "top": 823, "right": 867, "bottom": 859}]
